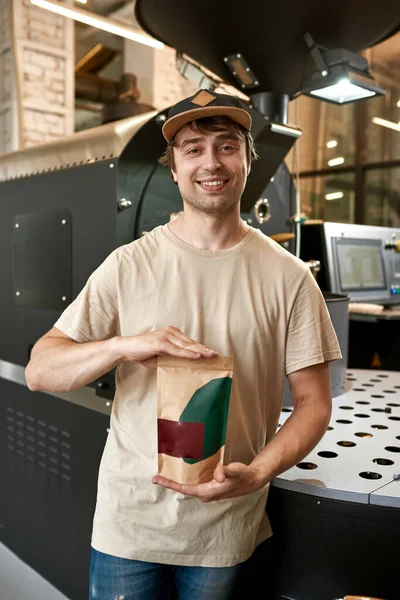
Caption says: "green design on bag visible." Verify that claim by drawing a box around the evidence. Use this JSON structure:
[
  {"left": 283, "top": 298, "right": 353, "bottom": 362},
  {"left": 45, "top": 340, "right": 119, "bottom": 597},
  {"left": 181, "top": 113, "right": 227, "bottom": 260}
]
[{"left": 180, "top": 377, "right": 232, "bottom": 464}]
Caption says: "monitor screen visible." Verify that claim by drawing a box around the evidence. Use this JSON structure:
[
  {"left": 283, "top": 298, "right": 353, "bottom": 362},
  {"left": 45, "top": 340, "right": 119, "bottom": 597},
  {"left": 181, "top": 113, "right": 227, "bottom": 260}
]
[{"left": 333, "top": 237, "right": 386, "bottom": 292}]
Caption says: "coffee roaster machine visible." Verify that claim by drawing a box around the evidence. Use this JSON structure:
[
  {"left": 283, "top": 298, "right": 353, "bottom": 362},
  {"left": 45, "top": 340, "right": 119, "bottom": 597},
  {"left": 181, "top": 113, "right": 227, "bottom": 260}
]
[{"left": 1, "top": 1, "right": 400, "bottom": 599}]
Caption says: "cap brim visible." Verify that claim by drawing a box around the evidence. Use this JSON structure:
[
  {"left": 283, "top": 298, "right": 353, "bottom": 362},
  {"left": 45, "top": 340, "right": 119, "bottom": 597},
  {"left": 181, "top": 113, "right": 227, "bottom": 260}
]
[{"left": 162, "top": 106, "right": 252, "bottom": 142}]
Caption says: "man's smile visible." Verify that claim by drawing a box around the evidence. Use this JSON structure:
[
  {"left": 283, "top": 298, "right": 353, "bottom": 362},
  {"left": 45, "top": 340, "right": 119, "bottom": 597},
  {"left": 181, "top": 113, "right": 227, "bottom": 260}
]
[{"left": 195, "top": 177, "right": 230, "bottom": 192}]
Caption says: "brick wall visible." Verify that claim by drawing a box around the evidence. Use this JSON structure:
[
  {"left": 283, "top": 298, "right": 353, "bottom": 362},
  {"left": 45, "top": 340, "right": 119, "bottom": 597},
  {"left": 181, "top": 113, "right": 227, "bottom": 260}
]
[{"left": 153, "top": 46, "right": 198, "bottom": 110}]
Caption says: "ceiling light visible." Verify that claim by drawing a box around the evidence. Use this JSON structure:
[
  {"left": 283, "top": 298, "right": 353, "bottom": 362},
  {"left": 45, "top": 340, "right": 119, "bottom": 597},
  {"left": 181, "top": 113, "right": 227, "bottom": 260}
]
[
  {"left": 30, "top": 0, "right": 164, "bottom": 49},
  {"left": 328, "top": 156, "right": 345, "bottom": 167},
  {"left": 326, "top": 140, "right": 338, "bottom": 148},
  {"left": 301, "top": 33, "right": 385, "bottom": 105},
  {"left": 372, "top": 117, "right": 400, "bottom": 132},
  {"left": 325, "top": 191, "right": 344, "bottom": 200},
  {"left": 397, "top": 100, "right": 400, "bottom": 108},
  {"left": 75, "top": 0, "right": 87, "bottom": 4}
]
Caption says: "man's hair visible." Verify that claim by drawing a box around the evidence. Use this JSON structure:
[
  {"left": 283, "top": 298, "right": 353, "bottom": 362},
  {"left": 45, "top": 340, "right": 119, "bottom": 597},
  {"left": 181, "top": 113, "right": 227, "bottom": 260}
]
[{"left": 159, "top": 116, "right": 259, "bottom": 171}]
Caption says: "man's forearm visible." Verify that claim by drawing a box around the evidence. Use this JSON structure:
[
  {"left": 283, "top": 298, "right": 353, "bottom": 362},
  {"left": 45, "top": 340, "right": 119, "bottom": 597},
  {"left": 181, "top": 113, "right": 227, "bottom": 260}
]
[
  {"left": 25, "top": 336, "right": 122, "bottom": 393},
  {"left": 250, "top": 398, "right": 331, "bottom": 484}
]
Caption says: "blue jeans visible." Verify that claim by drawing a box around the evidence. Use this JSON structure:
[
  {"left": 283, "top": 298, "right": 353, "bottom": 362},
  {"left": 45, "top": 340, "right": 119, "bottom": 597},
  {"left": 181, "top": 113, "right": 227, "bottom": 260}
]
[{"left": 89, "top": 547, "right": 244, "bottom": 600}]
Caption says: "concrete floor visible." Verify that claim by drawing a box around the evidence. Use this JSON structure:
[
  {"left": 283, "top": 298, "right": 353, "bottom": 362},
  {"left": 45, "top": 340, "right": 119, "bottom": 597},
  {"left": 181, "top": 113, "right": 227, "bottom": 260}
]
[{"left": 0, "top": 542, "right": 70, "bottom": 600}]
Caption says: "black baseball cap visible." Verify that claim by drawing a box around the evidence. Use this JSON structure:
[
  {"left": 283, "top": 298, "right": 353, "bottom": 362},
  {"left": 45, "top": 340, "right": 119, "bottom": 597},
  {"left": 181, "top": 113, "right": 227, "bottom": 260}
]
[{"left": 162, "top": 89, "right": 252, "bottom": 142}]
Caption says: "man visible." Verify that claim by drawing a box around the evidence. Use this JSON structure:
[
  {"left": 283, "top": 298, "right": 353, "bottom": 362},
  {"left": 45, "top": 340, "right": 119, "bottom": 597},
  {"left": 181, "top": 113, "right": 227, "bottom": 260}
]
[{"left": 25, "top": 88, "right": 342, "bottom": 600}]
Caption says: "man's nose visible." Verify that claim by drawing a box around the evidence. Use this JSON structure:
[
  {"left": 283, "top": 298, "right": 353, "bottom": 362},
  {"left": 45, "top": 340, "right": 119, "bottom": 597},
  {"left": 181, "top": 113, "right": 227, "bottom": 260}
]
[{"left": 202, "top": 147, "right": 222, "bottom": 170}]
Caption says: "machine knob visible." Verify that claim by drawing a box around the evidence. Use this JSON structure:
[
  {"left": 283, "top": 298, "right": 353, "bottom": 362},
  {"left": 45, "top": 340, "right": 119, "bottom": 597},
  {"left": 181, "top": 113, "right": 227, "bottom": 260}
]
[
  {"left": 385, "top": 240, "right": 400, "bottom": 252},
  {"left": 118, "top": 198, "right": 132, "bottom": 211}
]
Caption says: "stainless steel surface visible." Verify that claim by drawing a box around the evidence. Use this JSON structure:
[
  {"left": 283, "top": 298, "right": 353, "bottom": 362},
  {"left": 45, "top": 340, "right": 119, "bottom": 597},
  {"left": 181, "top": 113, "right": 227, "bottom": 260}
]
[
  {"left": 0, "top": 111, "right": 158, "bottom": 182},
  {"left": 274, "top": 368, "right": 400, "bottom": 505},
  {"left": 0, "top": 359, "right": 112, "bottom": 416}
]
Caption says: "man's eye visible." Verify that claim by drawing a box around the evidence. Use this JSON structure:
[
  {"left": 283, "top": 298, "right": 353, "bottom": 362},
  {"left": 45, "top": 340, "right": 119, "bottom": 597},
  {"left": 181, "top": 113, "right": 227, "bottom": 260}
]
[
  {"left": 221, "top": 145, "right": 235, "bottom": 152},
  {"left": 187, "top": 148, "right": 200, "bottom": 155}
]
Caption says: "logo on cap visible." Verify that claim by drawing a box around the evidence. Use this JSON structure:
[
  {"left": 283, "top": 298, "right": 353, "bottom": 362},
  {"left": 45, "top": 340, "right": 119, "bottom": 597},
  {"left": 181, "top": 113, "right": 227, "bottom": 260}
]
[{"left": 190, "top": 90, "right": 216, "bottom": 107}]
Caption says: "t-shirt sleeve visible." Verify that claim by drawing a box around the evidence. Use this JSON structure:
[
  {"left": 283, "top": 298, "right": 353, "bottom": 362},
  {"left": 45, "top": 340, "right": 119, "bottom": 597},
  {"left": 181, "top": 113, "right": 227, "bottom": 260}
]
[
  {"left": 53, "top": 251, "right": 120, "bottom": 343},
  {"left": 285, "top": 269, "right": 343, "bottom": 375}
]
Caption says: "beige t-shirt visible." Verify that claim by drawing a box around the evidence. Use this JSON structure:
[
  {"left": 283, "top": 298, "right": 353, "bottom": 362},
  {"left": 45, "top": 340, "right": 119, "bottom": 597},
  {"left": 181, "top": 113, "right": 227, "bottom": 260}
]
[{"left": 54, "top": 224, "right": 342, "bottom": 567}]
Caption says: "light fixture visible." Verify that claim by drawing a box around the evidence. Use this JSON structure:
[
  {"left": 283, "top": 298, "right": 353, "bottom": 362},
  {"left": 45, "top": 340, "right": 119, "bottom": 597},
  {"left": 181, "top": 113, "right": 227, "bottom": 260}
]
[
  {"left": 30, "top": 0, "right": 164, "bottom": 49},
  {"left": 301, "top": 33, "right": 385, "bottom": 105},
  {"left": 397, "top": 100, "right": 400, "bottom": 108},
  {"left": 326, "top": 140, "right": 338, "bottom": 148},
  {"left": 372, "top": 117, "right": 400, "bottom": 133},
  {"left": 325, "top": 191, "right": 344, "bottom": 200},
  {"left": 328, "top": 156, "right": 345, "bottom": 167}
]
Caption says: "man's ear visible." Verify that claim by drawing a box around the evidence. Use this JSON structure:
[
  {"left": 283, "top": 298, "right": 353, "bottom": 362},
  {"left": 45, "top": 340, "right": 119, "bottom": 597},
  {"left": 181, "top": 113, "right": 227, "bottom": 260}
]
[{"left": 171, "top": 169, "right": 178, "bottom": 183}]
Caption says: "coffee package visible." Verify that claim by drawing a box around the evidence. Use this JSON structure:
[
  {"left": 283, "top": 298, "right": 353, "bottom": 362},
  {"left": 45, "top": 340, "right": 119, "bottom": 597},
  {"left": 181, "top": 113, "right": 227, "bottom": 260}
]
[{"left": 157, "top": 355, "right": 234, "bottom": 485}]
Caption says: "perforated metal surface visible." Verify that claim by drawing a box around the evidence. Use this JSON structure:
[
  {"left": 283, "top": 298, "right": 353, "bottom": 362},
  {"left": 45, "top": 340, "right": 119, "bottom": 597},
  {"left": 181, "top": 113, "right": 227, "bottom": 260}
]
[{"left": 274, "top": 369, "right": 400, "bottom": 506}]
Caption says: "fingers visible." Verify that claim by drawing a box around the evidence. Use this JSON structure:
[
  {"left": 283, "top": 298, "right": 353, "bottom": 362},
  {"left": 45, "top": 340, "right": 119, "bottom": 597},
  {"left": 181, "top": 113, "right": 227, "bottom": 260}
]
[{"left": 163, "top": 327, "right": 218, "bottom": 359}]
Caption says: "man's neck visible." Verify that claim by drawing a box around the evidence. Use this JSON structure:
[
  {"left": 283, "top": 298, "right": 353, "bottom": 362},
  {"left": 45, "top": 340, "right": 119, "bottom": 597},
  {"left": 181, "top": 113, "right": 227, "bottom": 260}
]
[{"left": 167, "top": 210, "right": 250, "bottom": 251}]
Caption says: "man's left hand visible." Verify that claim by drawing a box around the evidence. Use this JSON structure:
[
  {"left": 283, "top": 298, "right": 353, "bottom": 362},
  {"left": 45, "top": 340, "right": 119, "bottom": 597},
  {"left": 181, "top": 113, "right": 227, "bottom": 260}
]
[{"left": 152, "top": 463, "right": 268, "bottom": 502}]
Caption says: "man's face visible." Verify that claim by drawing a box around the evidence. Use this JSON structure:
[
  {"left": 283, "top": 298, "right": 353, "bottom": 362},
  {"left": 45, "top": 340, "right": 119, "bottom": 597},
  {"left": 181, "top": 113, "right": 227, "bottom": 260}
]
[{"left": 171, "top": 123, "right": 249, "bottom": 216}]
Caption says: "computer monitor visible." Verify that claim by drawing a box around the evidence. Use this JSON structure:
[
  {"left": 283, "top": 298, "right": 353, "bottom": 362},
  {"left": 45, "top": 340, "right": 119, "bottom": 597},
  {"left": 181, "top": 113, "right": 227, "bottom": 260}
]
[{"left": 333, "top": 237, "right": 386, "bottom": 293}]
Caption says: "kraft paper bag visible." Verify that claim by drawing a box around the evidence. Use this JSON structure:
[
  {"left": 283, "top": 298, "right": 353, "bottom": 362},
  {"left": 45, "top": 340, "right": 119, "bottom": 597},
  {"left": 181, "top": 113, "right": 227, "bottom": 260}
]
[{"left": 157, "top": 355, "right": 234, "bottom": 485}]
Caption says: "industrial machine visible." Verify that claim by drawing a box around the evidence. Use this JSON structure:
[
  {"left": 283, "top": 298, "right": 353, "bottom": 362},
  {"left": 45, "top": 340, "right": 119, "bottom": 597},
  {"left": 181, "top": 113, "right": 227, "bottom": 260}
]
[
  {"left": 1, "top": 1, "right": 400, "bottom": 599},
  {"left": 300, "top": 222, "right": 400, "bottom": 306}
]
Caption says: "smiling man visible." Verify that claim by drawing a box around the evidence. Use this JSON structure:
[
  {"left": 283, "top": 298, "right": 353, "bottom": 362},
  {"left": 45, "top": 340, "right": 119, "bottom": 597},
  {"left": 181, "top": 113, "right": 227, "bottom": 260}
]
[{"left": 25, "top": 89, "right": 342, "bottom": 600}]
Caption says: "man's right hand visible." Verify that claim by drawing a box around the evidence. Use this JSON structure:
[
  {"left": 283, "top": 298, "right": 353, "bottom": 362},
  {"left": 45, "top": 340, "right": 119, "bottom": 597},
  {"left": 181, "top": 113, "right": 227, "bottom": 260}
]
[{"left": 116, "top": 326, "right": 218, "bottom": 368}]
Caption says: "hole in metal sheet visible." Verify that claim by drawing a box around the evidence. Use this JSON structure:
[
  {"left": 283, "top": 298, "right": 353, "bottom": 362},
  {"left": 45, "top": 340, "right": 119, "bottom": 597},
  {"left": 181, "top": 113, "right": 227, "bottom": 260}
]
[
  {"left": 371, "top": 395, "right": 384, "bottom": 398},
  {"left": 354, "top": 414, "right": 370, "bottom": 418},
  {"left": 327, "top": 426, "right": 334, "bottom": 430},
  {"left": 377, "top": 374, "right": 389, "bottom": 377},
  {"left": 359, "top": 471, "right": 382, "bottom": 479},
  {"left": 371, "top": 424, "right": 388, "bottom": 429},
  {"left": 369, "top": 379, "right": 381, "bottom": 382},
  {"left": 337, "top": 441, "right": 356, "bottom": 447},
  {"left": 281, "top": 408, "right": 292, "bottom": 412},
  {"left": 388, "top": 416, "right": 400, "bottom": 421},
  {"left": 373, "top": 458, "right": 394, "bottom": 465},
  {"left": 361, "top": 383, "right": 374, "bottom": 387},
  {"left": 317, "top": 451, "right": 338, "bottom": 458},
  {"left": 336, "top": 419, "right": 353, "bottom": 424},
  {"left": 353, "top": 388, "right": 366, "bottom": 392},
  {"left": 387, "top": 403, "right": 400, "bottom": 407},
  {"left": 355, "top": 401, "right": 370, "bottom": 404},
  {"left": 355, "top": 432, "right": 373, "bottom": 438},
  {"left": 385, "top": 446, "right": 400, "bottom": 452},
  {"left": 383, "top": 390, "right": 396, "bottom": 393},
  {"left": 371, "top": 408, "right": 386, "bottom": 412},
  {"left": 296, "top": 462, "right": 318, "bottom": 470},
  {"left": 339, "top": 406, "right": 354, "bottom": 410}
]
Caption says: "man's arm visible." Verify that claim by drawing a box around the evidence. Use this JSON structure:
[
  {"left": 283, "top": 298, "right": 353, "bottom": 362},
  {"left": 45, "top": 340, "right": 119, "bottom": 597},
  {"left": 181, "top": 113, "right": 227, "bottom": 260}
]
[
  {"left": 153, "top": 361, "right": 332, "bottom": 500},
  {"left": 25, "top": 326, "right": 218, "bottom": 393},
  {"left": 250, "top": 361, "right": 332, "bottom": 481}
]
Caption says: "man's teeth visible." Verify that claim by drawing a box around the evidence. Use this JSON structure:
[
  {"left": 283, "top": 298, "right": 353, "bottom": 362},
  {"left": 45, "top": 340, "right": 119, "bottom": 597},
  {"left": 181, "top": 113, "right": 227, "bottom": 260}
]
[{"left": 199, "top": 180, "right": 225, "bottom": 186}]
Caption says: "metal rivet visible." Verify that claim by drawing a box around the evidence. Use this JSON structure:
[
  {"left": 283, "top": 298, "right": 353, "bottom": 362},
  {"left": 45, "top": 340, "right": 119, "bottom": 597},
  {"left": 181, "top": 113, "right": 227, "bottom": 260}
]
[
  {"left": 106, "top": 401, "right": 111, "bottom": 407},
  {"left": 62, "top": 296, "right": 66, "bottom": 301},
  {"left": 61, "top": 219, "right": 66, "bottom": 225},
  {"left": 15, "top": 223, "right": 19, "bottom": 228},
  {"left": 109, "top": 163, "right": 115, "bottom": 169},
  {"left": 16, "top": 291, "right": 20, "bottom": 296}
]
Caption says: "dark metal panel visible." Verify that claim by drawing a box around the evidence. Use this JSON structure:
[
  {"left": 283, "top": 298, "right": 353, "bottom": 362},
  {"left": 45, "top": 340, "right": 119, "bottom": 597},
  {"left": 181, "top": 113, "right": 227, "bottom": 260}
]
[
  {"left": 0, "top": 160, "right": 117, "bottom": 368},
  {"left": 0, "top": 378, "right": 109, "bottom": 600},
  {"left": 13, "top": 210, "right": 72, "bottom": 311},
  {"left": 233, "top": 486, "right": 399, "bottom": 600}
]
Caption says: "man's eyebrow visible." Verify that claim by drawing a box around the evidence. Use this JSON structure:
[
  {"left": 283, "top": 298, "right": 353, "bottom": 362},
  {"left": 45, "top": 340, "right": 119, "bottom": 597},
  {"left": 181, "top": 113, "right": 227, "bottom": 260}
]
[
  {"left": 178, "top": 133, "right": 239, "bottom": 149},
  {"left": 178, "top": 137, "right": 202, "bottom": 149}
]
